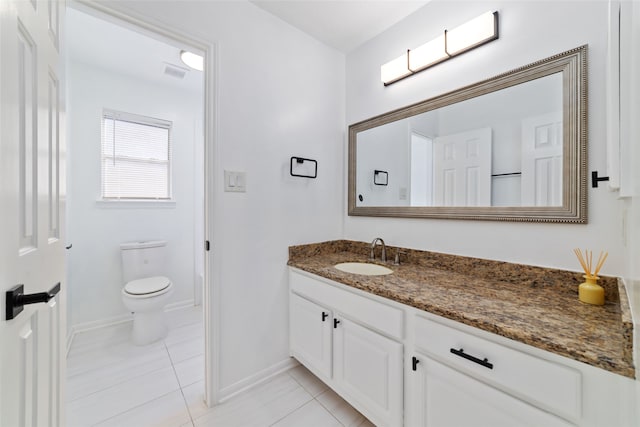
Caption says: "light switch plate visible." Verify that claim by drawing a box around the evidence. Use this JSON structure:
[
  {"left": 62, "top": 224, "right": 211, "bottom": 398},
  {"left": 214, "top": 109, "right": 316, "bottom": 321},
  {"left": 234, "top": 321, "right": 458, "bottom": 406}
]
[
  {"left": 224, "top": 170, "right": 246, "bottom": 192},
  {"left": 399, "top": 187, "right": 407, "bottom": 200}
]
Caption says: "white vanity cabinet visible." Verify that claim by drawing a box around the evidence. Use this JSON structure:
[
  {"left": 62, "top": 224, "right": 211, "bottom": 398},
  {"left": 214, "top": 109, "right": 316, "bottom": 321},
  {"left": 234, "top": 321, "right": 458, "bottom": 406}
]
[
  {"left": 408, "top": 352, "right": 572, "bottom": 427},
  {"left": 409, "top": 316, "right": 582, "bottom": 425},
  {"left": 407, "top": 315, "right": 578, "bottom": 427},
  {"left": 289, "top": 267, "right": 638, "bottom": 427},
  {"left": 405, "top": 314, "right": 637, "bottom": 427},
  {"left": 289, "top": 270, "right": 404, "bottom": 427},
  {"left": 333, "top": 317, "right": 403, "bottom": 426},
  {"left": 289, "top": 293, "right": 333, "bottom": 378}
]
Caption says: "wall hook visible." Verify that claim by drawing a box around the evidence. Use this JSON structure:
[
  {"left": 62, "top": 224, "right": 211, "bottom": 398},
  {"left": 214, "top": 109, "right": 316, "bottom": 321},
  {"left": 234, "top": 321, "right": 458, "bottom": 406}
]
[{"left": 591, "top": 171, "right": 610, "bottom": 188}]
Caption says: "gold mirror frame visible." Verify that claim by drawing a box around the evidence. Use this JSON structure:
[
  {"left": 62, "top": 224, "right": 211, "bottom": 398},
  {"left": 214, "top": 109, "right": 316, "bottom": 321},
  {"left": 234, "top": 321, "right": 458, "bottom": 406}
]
[{"left": 348, "top": 45, "right": 587, "bottom": 223}]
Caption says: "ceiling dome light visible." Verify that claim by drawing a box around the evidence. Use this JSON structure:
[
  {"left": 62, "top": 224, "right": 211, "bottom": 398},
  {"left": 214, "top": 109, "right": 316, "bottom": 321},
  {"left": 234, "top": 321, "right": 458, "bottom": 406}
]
[{"left": 180, "top": 50, "right": 204, "bottom": 71}]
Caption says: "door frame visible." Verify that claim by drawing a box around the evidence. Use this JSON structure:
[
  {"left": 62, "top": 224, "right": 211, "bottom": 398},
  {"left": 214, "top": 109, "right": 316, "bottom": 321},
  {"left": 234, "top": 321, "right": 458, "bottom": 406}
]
[{"left": 67, "top": 0, "right": 220, "bottom": 406}]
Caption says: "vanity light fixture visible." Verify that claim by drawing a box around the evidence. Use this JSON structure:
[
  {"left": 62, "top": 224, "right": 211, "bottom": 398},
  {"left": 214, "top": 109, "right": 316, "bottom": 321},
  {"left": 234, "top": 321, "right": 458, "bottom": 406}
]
[
  {"left": 180, "top": 50, "right": 204, "bottom": 71},
  {"left": 381, "top": 11, "right": 499, "bottom": 86}
]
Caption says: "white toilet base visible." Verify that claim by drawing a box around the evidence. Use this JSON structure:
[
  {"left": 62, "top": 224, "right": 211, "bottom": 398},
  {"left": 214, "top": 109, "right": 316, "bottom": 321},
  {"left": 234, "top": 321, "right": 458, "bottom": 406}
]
[
  {"left": 131, "top": 310, "right": 168, "bottom": 345},
  {"left": 122, "top": 284, "right": 173, "bottom": 346}
]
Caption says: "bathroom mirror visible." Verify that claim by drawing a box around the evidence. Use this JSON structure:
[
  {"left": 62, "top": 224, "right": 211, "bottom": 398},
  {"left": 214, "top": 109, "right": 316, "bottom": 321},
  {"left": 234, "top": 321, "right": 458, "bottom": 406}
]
[{"left": 348, "top": 45, "right": 587, "bottom": 223}]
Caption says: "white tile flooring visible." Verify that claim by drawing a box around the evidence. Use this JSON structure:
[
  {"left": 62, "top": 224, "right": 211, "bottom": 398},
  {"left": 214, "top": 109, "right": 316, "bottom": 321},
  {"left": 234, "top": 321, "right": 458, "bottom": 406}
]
[{"left": 66, "top": 306, "right": 374, "bottom": 427}]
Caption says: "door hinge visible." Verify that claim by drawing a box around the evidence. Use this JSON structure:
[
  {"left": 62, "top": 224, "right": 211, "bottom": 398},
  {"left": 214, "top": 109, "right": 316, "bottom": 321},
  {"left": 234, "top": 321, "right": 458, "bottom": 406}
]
[{"left": 205, "top": 240, "right": 210, "bottom": 251}]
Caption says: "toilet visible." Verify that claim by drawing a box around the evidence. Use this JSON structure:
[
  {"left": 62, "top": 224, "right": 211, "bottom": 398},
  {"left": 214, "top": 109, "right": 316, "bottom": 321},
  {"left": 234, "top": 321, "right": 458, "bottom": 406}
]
[{"left": 120, "top": 240, "right": 174, "bottom": 345}]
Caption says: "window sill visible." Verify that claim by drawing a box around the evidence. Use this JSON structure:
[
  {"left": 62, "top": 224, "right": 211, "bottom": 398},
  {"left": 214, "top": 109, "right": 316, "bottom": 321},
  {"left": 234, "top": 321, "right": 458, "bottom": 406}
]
[{"left": 96, "top": 199, "right": 176, "bottom": 209}]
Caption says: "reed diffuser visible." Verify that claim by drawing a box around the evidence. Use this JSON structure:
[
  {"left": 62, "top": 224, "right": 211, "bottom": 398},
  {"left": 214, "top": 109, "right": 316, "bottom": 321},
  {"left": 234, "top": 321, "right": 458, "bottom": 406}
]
[{"left": 573, "top": 249, "right": 608, "bottom": 305}]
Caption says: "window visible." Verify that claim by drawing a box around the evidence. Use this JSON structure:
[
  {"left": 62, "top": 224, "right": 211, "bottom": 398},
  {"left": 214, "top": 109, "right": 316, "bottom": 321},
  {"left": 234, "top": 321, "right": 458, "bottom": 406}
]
[{"left": 101, "top": 110, "right": 172, "bottom": 200}]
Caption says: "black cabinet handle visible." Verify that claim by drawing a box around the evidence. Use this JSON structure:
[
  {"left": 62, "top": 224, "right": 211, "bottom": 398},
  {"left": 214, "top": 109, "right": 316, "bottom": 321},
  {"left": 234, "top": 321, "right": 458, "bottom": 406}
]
[
  {"left": 6, "top": 283, "right": 61, "bottom": 320},
  {"left": 333, "top": 318, "right": 341, "bottom": 328},
  {"left": 450, "top": 348, "right": 493, "bottom": 370},
  {"left": 322, "top": 312, "right": 328, "bottom": 322},
  {"left": 65, "top": 244, "right": 72, "bottom": 250},
  {"left": 412, "top": 356, "right": 420, "bottom": 371}
]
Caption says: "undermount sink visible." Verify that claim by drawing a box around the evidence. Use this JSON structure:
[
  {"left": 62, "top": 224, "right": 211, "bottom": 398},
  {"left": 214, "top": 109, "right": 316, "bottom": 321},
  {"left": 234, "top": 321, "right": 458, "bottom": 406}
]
[{"left": 334, "top": 262, "right": 393, "bottom": 276}]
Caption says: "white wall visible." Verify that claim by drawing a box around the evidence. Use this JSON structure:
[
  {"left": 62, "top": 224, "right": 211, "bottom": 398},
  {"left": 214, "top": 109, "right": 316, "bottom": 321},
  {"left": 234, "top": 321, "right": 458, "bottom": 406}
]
[
  {"left": 618, "top": 0, "right": 640, "bottom": 381},
  {"left": 97, "top": 0, "right": 346, "bottom": 396},
  {"left": 356, "top": 120, "right": 410, "bottom": 206},
  {"left": 67, "top": 61, "right": 203, "bottom": 326},
  {"left": 346, "top": 1, "right": 625, "bottom": 275},
  {"left": 621, "top": 1, "right": 640, "bottom": 304}
]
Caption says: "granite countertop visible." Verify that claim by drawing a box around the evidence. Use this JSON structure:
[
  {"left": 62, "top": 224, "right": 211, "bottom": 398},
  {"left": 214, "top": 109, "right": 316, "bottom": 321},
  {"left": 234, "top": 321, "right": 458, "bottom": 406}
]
[{"left": 288, "top": 240, "right": 635, "bottom": 379}]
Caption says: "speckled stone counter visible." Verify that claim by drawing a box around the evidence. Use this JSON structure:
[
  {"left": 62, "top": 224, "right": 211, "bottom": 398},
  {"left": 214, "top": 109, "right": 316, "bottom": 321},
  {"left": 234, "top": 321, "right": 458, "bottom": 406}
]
[{"left": 288, "top": 240, "right": 635, "bottom": 378}]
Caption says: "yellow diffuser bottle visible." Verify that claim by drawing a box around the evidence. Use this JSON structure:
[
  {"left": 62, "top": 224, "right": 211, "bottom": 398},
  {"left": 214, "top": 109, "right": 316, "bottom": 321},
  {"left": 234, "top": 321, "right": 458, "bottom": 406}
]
[{"left": 573, "top": 249, "right": 608, "bottom": 306}]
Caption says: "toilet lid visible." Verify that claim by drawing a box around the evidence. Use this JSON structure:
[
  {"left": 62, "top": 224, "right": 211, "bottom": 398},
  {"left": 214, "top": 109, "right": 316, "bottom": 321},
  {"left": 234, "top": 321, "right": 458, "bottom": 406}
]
[{"left": 124, "top": 276, "right": 171, "bottom": 295}]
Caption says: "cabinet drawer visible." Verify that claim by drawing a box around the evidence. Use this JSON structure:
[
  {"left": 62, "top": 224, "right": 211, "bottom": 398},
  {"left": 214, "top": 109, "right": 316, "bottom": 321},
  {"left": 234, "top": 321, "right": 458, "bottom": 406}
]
[
  {"left": 412, "top": 353, "right": 572, "bottom": 427},
  {"left": 290, "top": 270, "right": 404, "bottom": 340},
  {"left": 414, "top": 315, "right": 581, "bottom": 421}
]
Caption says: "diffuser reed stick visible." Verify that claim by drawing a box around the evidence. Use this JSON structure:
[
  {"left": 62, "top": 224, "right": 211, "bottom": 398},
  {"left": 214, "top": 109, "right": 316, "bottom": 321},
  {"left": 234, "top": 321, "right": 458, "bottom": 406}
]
[
  {"left": 594, "top": 252, "right": 608, "bottom": 277},
  {"left": 573, "top": 248, "right": 608, "bottom": 279}
]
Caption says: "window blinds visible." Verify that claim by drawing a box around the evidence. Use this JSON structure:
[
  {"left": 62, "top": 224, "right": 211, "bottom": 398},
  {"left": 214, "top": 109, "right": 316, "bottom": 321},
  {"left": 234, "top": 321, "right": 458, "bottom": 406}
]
[{"left": 101, "top": 110, "right": 172, "bottom": 199}]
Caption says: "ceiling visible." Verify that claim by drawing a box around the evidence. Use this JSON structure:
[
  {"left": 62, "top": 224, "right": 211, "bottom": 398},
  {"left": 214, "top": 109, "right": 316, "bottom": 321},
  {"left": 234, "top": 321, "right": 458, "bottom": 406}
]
[
  {"left": 251, "top": 0, "right": 430, "bottom": 53},
  {"left": 66, "top": 1, "right": 429, "bottom": 90},
  {"left": 66, "top": 7, "right": 204, "bottom": 93}
]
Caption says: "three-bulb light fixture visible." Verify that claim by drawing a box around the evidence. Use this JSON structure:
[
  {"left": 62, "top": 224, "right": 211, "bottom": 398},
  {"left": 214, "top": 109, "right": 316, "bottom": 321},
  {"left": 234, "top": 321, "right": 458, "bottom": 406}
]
[{"left": 381, "top": 11, "right": 499, "bottom": 86}]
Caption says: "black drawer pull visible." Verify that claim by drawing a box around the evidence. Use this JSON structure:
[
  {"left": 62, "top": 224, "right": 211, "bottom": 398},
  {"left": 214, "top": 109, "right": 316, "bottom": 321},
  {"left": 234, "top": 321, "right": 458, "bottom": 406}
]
[
  {"left": 322, "top": 312, "right": 328, "bottom": 322},
  {"left": 450, "top": 348, "right": 493, "bottom": 370},
  {"left": 333, "top": 318, "right": 341, "bottom": 328}
]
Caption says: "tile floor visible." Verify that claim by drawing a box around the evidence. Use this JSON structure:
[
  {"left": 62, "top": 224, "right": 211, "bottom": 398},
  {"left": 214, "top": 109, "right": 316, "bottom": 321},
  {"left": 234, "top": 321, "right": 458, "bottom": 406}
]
[{"left": 66, "top": 306, "right": 374, "bottom": 427}]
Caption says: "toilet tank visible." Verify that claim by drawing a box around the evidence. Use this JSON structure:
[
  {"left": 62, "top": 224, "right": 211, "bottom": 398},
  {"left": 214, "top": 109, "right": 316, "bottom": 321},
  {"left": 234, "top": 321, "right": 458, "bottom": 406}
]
[{"left": 120, "top": 240, "right": 168, "bottom": 283}]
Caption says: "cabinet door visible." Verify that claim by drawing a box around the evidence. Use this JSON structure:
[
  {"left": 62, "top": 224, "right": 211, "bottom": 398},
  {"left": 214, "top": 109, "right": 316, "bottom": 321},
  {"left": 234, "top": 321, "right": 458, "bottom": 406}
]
[
  {"left": 409, "top": 353, "right": 573, "bottom": 427},
  {"left": 334, "top": 317, "right": 403, "bottom": 427},
  {"left": 290, "top": 293, "right": 332, "bottom": 379}
]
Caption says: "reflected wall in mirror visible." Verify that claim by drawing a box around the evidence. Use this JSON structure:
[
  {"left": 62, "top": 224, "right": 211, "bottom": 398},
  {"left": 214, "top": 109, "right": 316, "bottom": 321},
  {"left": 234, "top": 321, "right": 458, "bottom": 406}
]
[{"left": 348, "top": 45, "right": 587, "bottom": 223}]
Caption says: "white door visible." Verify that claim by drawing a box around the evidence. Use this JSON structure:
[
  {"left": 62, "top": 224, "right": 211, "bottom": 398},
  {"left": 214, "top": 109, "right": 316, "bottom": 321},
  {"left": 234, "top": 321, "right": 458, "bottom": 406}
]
[
  {"left": 433, "top": 128, "right": 492, "bottom": 206},
  {"left": 410, "top": 132, "right": 433, "bottom": 206},
  {"left": 333, "top": 316, "right": 403, "bottom": 427},
  {"left": 0, "top": 1, "right": 66, "bottom": 426},
  {"left": 409, "top": 354, "right": 571, "bottom": 427},
  {"left": 521, "top": 112, "right": 563, "bottom": 206},
  {"left": 289, "top": 293, "right": 332, "bottom": 379}
]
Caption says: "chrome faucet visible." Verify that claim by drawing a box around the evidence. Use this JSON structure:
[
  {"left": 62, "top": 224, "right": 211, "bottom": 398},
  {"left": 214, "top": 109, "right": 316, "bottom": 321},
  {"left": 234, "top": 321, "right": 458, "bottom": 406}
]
[{"left": 370, "top": 237, "right": 387, "bottom": 262}]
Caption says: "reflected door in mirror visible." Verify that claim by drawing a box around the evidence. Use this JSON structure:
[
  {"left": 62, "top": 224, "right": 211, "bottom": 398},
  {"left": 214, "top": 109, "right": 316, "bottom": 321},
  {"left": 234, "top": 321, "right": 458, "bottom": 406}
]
[{"left": 433, "top": 128, "right": 492, "bottom": 207}]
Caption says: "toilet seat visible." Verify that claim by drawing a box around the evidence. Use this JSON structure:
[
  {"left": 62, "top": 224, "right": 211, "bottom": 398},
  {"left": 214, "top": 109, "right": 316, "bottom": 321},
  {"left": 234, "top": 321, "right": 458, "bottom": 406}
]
[{"left": 124, "top": 276, "right": 172, "bottom": 298}]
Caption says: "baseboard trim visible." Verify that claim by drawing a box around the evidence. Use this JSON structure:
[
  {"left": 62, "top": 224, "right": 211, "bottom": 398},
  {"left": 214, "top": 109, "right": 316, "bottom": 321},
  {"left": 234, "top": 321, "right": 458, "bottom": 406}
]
[
  {"left": 66, "top": 326, "right": 76, "bottom": 357},
  {"left": 166, "top": 299, "right": 197, "bottom": 311},
  {"left": 65, "top": 314, "right": 132, "bottom": 357},
  {"left": 71, "top": 313, "right": 134, "bottom": 335},
  {"left": 217, "top": 358, "right": 300, "bottom": 403},
  {"left": 65, "top": 300, "right": 197, "bottom": 355}
]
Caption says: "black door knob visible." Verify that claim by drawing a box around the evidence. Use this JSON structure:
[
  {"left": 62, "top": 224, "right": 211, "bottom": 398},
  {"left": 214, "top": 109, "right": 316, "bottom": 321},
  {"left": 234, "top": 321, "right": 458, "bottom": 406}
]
[{"left": 6, "top": 283, "right": 61, "bottom": 320}]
